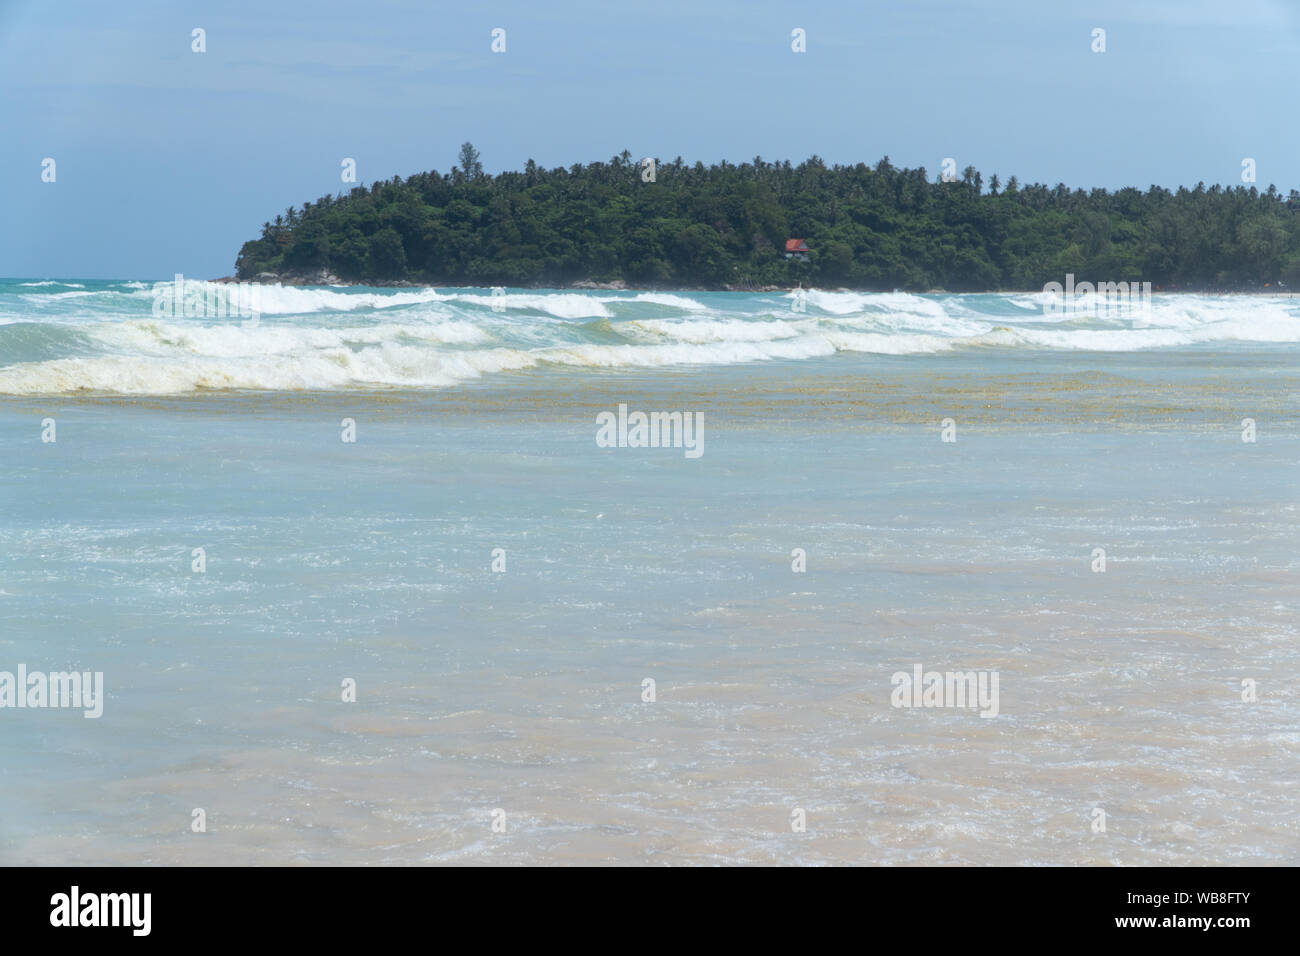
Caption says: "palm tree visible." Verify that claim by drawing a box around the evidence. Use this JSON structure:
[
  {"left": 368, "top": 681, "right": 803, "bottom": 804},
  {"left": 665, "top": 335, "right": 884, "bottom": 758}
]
[{"left": 458, "top": 142, "right": 483, "bottom": 181}]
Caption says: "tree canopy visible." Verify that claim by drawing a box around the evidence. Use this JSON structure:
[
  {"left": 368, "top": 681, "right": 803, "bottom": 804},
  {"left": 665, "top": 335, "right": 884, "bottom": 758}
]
[{"left": 235, "top": 147, "right": 1300, "bottom": 290}]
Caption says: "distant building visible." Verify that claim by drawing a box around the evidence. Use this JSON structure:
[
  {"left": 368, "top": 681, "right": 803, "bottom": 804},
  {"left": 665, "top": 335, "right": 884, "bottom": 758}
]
[{"left": 784, "top": 239, "right": 810, "bottom": 261}]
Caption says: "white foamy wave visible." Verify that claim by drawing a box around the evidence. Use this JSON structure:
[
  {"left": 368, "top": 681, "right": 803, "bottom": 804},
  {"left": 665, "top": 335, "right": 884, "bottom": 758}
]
[
  {"left": 801, "top": 289, "right": 875, "bottom": 314},
  {"left": 831, "top": 308, "right": 991, "bottom": 337},
  {"left": 182, "top": 283, "right": 446, "bottom": 315},
  {"left": 19, "top": 281, "right": 86, "bottom": 288},
  {"left": 179, "top": 284, "right": 618, "bottom": 319},
  {"left": 975, "top": 310, "right": 1300, "bottom": 349},
  {"left": 608, "top": 292, "right": 710, "bottom": 310},
  {"left": 0, "top": 335, "right": 840, "bottom": 394},
  {"left": 822, "top": 330, "right": 956, "bottom": 354},
  {"left": 627, "top": 318, "right": 812, "bottom": 343},
  {"left": 4, "top": 287, "right": 1299, "bottom": 394},
  {"left": 0, "top": 345, "right": 537, "bottom": 394},
  {"left": 1138, "top": 297, "right": 1300, "bottom": 333},
  {"left": 437, "top": 291, "right": 612, "bottom": 318},
  {"left": 803, "top": 289, "right": 948, "bottom": 317},
  {"left": 90, "top": 318, "right": 493, "bottom": 357},
  {"left": 1014, "top": 289, "right": 1063, "bottom": 309}
]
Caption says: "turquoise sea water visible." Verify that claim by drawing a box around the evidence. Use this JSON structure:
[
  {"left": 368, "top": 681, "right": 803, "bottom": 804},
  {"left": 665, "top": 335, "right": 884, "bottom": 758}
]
[{"left": 1, "top": 280, "right": 1297, "bottom": 863}]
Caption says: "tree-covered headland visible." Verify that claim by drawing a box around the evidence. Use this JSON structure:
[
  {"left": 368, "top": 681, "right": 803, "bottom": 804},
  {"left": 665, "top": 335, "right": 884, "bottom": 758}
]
[{"left": 235, "top": 144, "right": 1300, "bottom": 291}]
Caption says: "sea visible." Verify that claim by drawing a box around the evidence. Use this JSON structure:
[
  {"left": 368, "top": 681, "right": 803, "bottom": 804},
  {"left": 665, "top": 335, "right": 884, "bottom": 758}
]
[{"left": 1, "top": 278, "right": 1296, "bottom": 864}]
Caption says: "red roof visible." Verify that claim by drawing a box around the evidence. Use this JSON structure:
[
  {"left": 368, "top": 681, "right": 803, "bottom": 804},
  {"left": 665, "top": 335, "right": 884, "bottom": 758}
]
[{"left": 785, "top": 239, "right": 809, "bottom": 252}]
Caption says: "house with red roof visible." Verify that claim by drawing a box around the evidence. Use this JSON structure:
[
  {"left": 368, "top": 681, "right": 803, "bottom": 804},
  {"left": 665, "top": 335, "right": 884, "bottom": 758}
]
[{"left": 784, "top": 239, "right": 809, "bottom": 261}]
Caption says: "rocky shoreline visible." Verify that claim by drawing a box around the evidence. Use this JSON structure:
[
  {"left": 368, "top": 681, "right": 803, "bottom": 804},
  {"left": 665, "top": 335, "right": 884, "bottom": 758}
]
[
  {"left": 209, "top": 271, "right": 1292, "bottom": 297},
  {"left": 211, "top": 269, "right": 790, "bottom": 292}
]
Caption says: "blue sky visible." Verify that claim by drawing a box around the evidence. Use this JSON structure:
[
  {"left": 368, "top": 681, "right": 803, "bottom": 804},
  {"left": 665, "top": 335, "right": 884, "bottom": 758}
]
[{"left": 2, "top": 0, "right": 1298, "bottom": 279}]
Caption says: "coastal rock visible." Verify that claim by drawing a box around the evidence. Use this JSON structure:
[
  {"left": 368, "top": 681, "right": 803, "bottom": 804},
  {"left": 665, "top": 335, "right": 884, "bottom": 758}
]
[
  {"left": 245, "top": 269, "right": 344, "bottom": 286},
  {"left": 571, "top": 278, "right": 627, "bottom": 290},
  {"left": 287, "top": 269, "right": 343, "bottom": 286}
]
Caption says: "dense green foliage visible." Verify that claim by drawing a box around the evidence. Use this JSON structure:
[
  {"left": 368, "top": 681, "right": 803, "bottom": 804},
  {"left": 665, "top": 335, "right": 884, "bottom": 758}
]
[{"left": 235, "top": 146, "right": 1300, "bottom": 290}]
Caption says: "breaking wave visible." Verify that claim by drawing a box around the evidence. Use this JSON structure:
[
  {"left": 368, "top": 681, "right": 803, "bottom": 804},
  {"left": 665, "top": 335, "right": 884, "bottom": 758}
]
[{"left": 1, "top": 280, "right": 1297, "bottom": 394}]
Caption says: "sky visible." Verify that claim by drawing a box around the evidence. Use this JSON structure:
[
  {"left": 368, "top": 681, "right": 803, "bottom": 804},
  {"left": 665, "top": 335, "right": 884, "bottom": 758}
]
[{"left": 2, "top": 0, "right": 1298, "bottom": 279}]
